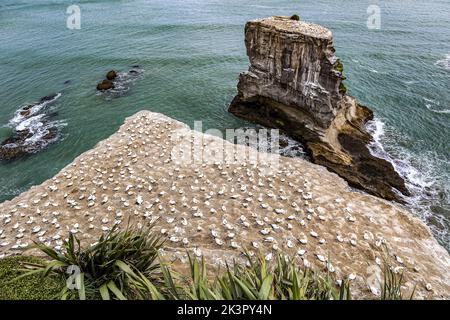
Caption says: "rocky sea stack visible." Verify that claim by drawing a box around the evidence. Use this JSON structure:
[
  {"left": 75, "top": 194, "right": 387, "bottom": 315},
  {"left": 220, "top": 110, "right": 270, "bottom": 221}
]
[{"left": 229, "top": 16, "right": 408, "bottom": 201}]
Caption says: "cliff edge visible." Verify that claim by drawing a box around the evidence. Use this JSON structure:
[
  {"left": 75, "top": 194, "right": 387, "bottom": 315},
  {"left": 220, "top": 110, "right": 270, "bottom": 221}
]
[
  {"left": 0, "top": 111, "right": 449, "bottom": 298},
  {"left": 229, "top": 16, "right": 408, "bottom": 201}
]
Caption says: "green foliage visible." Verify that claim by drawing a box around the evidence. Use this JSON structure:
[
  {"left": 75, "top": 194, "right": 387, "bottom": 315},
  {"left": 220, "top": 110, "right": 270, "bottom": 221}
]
[
  {"left": 335, "top": 59, "right": 344, "bottom": 73},
  {"left": 25, "top": 225, "right": 170, "bottom": 300},
  {"left": 290, "top": 14, "right": 300, "bottom": 21},
  {"left": 339, "top": 82, "right": 347, "bottom": 94},
  {"left": 0, "top": 255, "right": 62, "bottom": 300},
  {"left": 381, "top": 264, "right": 415, "bottom": 300},
  {"left": 182, "top": 253, "right": 351, "bottom": 300},
  {"left": 7, "top": 228, "right": 416, "bottom": 300},
  {"left": 334, "top": 60, "right": 347, "bottom": 94}
]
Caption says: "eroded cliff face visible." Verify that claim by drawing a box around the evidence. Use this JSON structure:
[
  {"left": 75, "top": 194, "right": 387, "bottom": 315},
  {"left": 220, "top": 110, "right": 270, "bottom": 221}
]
[{"left": 229, "top": 16, "right": 408, "bottom": 201}]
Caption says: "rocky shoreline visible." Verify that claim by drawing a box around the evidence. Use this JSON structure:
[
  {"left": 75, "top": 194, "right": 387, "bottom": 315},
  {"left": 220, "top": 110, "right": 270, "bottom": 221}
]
[
  {"left": 229, "top": 16, "right": 408, "bottom": 202},
  {"left": 0, "top": 93, "right": 63, "bottom": 161},
  {"left": 0, "top": 111, "right": 449, "bottom": 299}
]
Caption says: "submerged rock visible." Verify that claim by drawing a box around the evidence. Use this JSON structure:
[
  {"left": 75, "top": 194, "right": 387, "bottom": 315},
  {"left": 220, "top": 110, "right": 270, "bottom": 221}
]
[
  {"left": 39, "top": 94, "right": 59, "bottom": 103},
  {"left": 97, "top": 67, "right": 144, "bottom": 97},
  {"left": 0, "top": 128, "right": 57, "bottom": 161},
  {"left": 0, "top": 134, "right": 29, "bottom": 160},
  {"left": 106, "top": 70, "right": 117, "bottom": 80},
  {"left": 19, "top": 106, "right": 32, "bottom": 117},
  {"left": 96, "top": 79, "right": 114, "bottom": 91},
  {"left": 229, "top": 16, "right": 408, "bottom": 201}
]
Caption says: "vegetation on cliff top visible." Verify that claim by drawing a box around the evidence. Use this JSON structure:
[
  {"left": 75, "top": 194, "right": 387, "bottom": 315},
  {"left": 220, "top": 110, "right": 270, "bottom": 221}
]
[
  {"left": 0, "top": 255, "right": 62, "bottom": 300},
  {"left": 0, "top": 226, "right": 414, "bottom": 300}
]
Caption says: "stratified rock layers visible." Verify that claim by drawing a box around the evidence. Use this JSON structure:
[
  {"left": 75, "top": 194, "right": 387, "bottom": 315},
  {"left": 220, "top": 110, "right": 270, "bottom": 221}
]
[{"left": 229, "top": 16, "right": 408, "bottom": 201}]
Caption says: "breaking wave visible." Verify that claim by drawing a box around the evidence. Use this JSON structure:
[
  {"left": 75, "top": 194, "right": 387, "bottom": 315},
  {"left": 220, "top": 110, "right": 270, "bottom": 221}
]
[
  {"left": 424, "top": 97, "right": 450, "bottom": 114},
  {"left": 1, "top": 93, "right": 66, "bottom": 159},
  {"left": 366, "top": 119, "right": 450, "bottom": 250}
]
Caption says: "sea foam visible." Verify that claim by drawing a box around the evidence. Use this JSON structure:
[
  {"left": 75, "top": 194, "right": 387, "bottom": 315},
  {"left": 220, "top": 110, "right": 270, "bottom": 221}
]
[
  {"left": 366, "top": 119, "right": 450, "bottom": 249},
  {"left": 3, "top": 93, "right": 66, "bottom": 154}
]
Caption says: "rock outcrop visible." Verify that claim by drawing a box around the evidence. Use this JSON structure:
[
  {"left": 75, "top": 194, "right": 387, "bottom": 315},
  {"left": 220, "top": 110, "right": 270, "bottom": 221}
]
[
  {"left": 106, "top": 70, "right": 117, "bottom": 81},
  {"left": 96, "top": 67, "right": 144, "bottom": 96},
  {"left": 0, "top": 94, "right": 62, "bottom": 161},
  {"left": 229, "top": 16, "right": 408, "bottom": 201},
  {"left": 96, "top": 79, "right": 114, "bottom": 91}
]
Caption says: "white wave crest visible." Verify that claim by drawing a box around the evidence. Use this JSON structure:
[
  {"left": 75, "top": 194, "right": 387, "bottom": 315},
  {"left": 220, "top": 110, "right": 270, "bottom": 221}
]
[
  {"left": 366, "top": 118, "right": 450, "bottom": 249},
  {"left": 2, "top": 93, "right": 66, "bottom": 155},
  {"left": 435, "top": 53, "right": 450, "bottom": 71},
  {"left": 10, "top": 93, "right": 61, "bottom": 126},
  {"left": 423, "top": 97, "right": 450, "bottom": 114},
  {"left": 426, "top": 104, "right": 450, "bottom": 114}
]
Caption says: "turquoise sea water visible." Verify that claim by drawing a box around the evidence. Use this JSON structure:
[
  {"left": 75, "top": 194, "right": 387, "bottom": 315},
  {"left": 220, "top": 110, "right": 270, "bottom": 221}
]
[{"left": 0, "top": 0, "right": 449, "bottom": 250}]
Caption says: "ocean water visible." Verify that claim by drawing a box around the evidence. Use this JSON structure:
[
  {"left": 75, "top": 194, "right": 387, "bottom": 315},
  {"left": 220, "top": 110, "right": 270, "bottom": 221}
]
[{"left": 0, "top": 0, "right": 449, "bottom": 250}]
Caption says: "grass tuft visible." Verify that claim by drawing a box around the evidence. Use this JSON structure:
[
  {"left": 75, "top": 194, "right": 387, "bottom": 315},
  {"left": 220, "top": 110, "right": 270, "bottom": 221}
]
[
  {"left": 381, "top": 264, "right": 415, "bottom": 300},
  {"left": 0, "top": 255, "right": 62, "bottom": 300},
  {"left": 181, "top": 253, "right": 351, "bottom": 300}
]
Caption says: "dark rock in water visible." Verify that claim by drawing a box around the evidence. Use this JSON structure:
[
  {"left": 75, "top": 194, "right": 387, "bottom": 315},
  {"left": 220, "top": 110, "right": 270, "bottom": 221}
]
[
  {"left": 0, "top": 144, "right": 27, "bottom": 161},
  {"left": 0, "top": 126, "right": 59, "bottom": 161},
  {"left": 131, "top": 65, "right": 141, "bottom": 68},
  {"left": 0, "top": 130, "right": 31, "bottom": 161},
  {"left": 18, "top": 105, "right": 34, "bottom": 118},
  {"left": 229, "top": 17, "right": 409, "bottom": 202},
  {"left": 1, "top": 136, "right": 21, "bottom": 147},
  {"left": 39, "top": 94, "right": 58, "bottom": 103},
  {"left": 16, "top": 129, "right": 33, "bottom": 140},
  {"left": 106, "top": 70, "right": 117, "bottom": 80},
  {"left": 0, "top": 94, "right": 63, "bottom": 161},
  {"left": 64, "top": 80, "right": 71, "bottom": 85},
  {"left": 97, "top": 79, "right": 114, "bottom": 91},
  {"left": 19, "top": 109, "right": 31, "bottom": 117},
  {"left": 97, "top": 67, "right": 144, "bottom": 98},
  {"left": 42, "top": 127, "right": 58, "bottom": 141}
]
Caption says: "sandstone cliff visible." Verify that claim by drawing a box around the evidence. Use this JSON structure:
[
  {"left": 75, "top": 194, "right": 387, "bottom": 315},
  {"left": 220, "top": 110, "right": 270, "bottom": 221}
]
[{"left": 229, "top": 16, "right": 408, "bottom": 201}]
